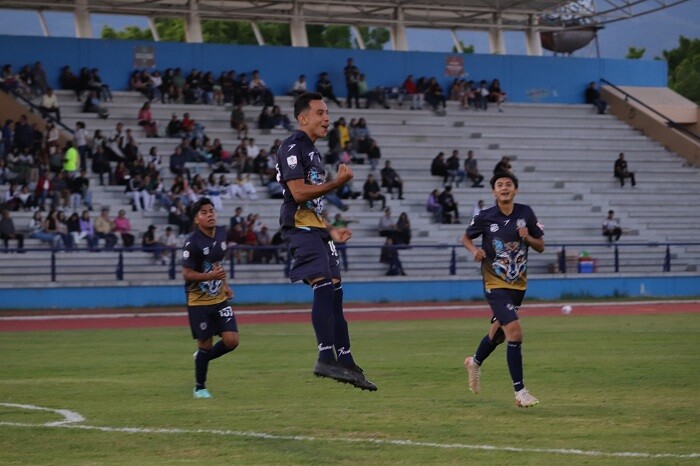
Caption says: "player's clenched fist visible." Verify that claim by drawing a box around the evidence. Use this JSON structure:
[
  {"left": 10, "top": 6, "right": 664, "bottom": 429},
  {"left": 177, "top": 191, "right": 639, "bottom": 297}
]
[{"left": 336, "top": 163, "right": 354, "bottom": 183}]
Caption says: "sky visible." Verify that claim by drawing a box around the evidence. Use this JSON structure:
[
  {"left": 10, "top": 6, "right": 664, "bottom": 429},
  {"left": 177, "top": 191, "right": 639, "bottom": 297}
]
[{"left": 0, "top": 1, "right": 697, "bottom": 60}]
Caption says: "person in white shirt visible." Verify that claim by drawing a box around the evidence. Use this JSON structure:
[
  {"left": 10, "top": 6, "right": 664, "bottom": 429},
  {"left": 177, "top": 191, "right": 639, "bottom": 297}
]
[
  {"left": 39, "top": 87, "right": 60, "bottom": 122},
  {"left": 602, "top": 210, "right": 622, "bottom": 243},
  {"left": 289, "top": 74, "right": 307, "bottom": 97}
]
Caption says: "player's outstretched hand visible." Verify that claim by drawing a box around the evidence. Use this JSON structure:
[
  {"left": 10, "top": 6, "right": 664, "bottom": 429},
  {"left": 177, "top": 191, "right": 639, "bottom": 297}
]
[
  {"left": 336, "top": 164, "right": 354, "bottom": 184},
  {"left": 330, "top": 227, "right": 352, "bottom": 244}
]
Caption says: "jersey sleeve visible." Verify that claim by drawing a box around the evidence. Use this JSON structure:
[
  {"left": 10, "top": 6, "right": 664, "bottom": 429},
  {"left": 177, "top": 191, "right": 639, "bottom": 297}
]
[
  {"left": 277, "top": 141, "right": 305, "bottom": 182},
  {"left": 466, "top": 211, "right": 484, "bottom": 239},
  {"left": 525, "top": 206, "right": 544, "bottom": 238},
  {"left": 181, "top": 239, "right": 199, "bottom": 270}
]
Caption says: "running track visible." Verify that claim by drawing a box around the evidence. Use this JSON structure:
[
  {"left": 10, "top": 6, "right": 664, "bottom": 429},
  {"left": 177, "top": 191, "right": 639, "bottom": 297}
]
[{"left": 0, "top": 301, "right": 698, "bottom": 332}]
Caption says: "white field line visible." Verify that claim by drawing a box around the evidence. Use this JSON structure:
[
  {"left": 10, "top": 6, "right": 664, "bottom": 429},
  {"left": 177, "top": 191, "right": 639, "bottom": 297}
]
[
  {"left": 0, "top": 403, "right": 697, "bottom": 459},
  {"left": 1, "top": 300, "right": 697, "bottom": 322}
]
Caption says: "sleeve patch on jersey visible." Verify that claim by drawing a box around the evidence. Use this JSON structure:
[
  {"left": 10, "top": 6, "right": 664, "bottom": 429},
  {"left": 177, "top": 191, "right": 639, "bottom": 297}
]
[
  {"left": 183, "top": 250, "right": 190, "bottom": 259},
  {"left": 286, "top": 155, "right": 298, "bottom": 168}
]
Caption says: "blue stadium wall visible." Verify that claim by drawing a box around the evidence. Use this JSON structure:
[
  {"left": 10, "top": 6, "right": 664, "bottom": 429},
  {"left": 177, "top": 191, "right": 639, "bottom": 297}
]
[
  {"left": 1, "top": 275, "right": 698, "bottom": 309},
  {"left": 0, "top": 35, "right": 666, "bottom": 104}
]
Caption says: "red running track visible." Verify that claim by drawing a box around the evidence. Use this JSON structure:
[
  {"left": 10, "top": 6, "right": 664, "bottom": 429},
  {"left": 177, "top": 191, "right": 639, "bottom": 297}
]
[{"left": 0, "top": 301, "right": 698, "bottom": 332}]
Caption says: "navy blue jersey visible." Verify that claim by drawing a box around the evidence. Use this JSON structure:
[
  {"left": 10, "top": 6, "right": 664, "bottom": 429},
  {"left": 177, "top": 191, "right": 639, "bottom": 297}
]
[
  {"left": 466, "top": 203, "right": 543, "bottom": 291},
  {"left": 275, "top": 130, "right": 326, "bottom": 230},
  {"left": 182, "top": 225, "right": 228, "bottom": 306}
]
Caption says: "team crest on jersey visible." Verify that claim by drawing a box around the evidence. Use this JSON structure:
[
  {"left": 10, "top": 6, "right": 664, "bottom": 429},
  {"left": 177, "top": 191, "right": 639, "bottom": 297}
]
[
  {"left": 286, "top": 155, "right": 298, "bottom": 168},
  {"left": 490, "top": 223, "right": 499, "bottom": 232},
  {"left": 221, "top": 242, "right": 226, "bottom": 250},
  {"left": 517, "top": 219, "right": 526, "bottom": 228},
  {"left": 183, "top": 250, "right": 190, "bottom": 259},
  {"left": 200, "top": 322, "right": 207, "bottom": 330},
  {"left": 203, "top": 247, "right": 210, "bottom": 255}
]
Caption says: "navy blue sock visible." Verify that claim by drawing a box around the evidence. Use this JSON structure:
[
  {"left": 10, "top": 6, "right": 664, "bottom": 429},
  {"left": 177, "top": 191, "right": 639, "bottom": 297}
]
[
  {"left": 311, "top": 279, "right": 336, "bottom": 362},
  {"left": 506, "top": 341, "right": 524, "bottom": 392},
  {"left": 473, "top": 334, "right": 500, "bottom": 366},
  {"left": 332, "top": 282, "right": 356, "bottom": 367},
  {"left": 208, "top": 340, "right": 234, "bottom": 361},
  {"left": 195, "top": 348, "right": 210, "bottom": 390}
]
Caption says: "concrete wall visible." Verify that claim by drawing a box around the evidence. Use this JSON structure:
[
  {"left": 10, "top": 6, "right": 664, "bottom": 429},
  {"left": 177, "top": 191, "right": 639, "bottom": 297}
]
[
  {"left": 0, "top": 35, "right": 667, "bottom": 105},
  {"left": 1, "top": 274, "right": 698, "bottom": 310}
]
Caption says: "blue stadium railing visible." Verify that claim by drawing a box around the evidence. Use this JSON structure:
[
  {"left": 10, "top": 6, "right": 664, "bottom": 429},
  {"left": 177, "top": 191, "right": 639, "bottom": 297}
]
[{"left": 1, "top": 242, "right": 699, "bottom": 282}]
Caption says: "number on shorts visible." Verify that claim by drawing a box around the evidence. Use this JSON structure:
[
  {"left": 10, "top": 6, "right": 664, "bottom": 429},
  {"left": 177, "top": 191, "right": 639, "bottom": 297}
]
[
  {"left": 218, "top": 306, "right": 233, "bottom": 317},
  {"left": 327, "top": 240, "right": 338, "bottom": 257}
]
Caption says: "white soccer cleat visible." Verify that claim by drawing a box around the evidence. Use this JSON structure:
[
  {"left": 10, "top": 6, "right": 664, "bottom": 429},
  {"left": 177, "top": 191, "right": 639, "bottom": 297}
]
[
  {"left": 464, "top": 356, "right": 481, "bottom": 394},
  {"left": 515, "top": 388, "right": 539, "bottom": 408}
]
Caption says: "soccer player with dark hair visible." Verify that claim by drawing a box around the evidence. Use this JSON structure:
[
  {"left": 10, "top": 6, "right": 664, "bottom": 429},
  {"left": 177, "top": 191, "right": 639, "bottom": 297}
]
[
  {"left": 182, "top": 197, "right": 239, "bottom": 398},
  {"left": 461, "top": 172, "right": 545, "bottom": 407},
  {"left": 276, "top": 92, "right": 377, "bottom": 391}
]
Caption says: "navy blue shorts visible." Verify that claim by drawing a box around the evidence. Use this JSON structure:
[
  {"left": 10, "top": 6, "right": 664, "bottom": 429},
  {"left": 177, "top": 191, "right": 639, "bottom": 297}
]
[
  {"left": 484, "top": 288, "right": 525, "bottom": 326},
  {"left": 284, "top": 228, "right": 341, "bottom": 284},
  {"left": 188, "top": 301, "right": 238, "bottom": 341}
]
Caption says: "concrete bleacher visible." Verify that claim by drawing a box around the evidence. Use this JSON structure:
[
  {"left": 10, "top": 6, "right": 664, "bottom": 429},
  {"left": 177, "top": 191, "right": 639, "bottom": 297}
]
[{"left": 3, "top": 89, "right": 699, "bottom": 285}]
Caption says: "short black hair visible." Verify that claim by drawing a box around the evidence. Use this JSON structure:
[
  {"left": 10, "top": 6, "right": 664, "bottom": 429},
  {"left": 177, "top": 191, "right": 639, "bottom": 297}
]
[
  {"left": 294, "top": 92, "right": 324, "bottom": 119},
  {"left": 191, "top": 197, "right": 214, "bottom": 215},
  {"left": 490, "top": 172, "right": 519, "bottom": 189}
]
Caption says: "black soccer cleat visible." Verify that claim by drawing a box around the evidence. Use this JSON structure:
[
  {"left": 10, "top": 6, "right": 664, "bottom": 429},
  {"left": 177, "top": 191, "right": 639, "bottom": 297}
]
[
  {"left": 313, "top": 360, "right": 359, "bottom": 385},
  {"left": 344, "top": 364, "right": 378, "bottom": 391}
]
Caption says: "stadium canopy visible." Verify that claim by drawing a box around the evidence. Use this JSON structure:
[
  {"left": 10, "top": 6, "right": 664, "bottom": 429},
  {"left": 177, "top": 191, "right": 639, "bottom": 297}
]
[{"left": 0, "top": 0, "right": 690, "bottom": 55}]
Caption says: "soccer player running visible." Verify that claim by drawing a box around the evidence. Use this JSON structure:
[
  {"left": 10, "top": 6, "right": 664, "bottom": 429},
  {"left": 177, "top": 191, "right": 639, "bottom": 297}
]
[
  {"left": 460, "top": 172, "right": 544, "bottom": 407},
  {"left": 276, "top": 92, "right": 376, "bottom": 391},
  {"left": 183, "top": 197, "right": 239, "bottom": 398}
]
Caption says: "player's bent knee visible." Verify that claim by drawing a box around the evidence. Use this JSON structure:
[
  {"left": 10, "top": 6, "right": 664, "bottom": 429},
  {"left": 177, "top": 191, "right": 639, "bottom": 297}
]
[
  {"left": 492, "top": 327, "right": 505, "bottom": 345},
  {"left": 222, "top": 332, "right": 239, "bottom": 349}
]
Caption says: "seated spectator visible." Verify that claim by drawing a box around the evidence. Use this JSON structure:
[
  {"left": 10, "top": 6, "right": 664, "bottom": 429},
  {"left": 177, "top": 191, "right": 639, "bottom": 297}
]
[
  {"left": 230, "top": 104, "right": 249, "bottom": 140},
  {"left": 488, "top": 78, "right": 506, "bottom": 112},
  {"left": 493, "top": 156, "right": 512, "bottom": 175},
  {"left": 78, "top": 210, "right": 99, "bottom": 250},
  {"left": 602, "top": 210, "right": 622, "bottom": 243},
  {"left": 396, "top": 212, "right": 412, "bottom": 246},
  {"left": 169, "top": 199, "right": 191, "bottom": 236},
  {"left": 446, "top": 150, "right": 466, "bottom": 187},
  {"left": 130, "top": 70, "right": 152, "bottom": 100},
  {"left": 27, "top": 211, "right": 59, "bottom": 248},
  {"left": 0, "top": 159, "right": 18, "bottom": 185},
  {"left": 59, "top": 65, "right": 80, "bottom": 100},
  {"left": 316, "top": 72, "right": 342, "bottom": 107},
  {"left": 142, "top": 224, "right": 166, "bottom": 263},
  {"left": 38, "top": 87, "right": 61, "bottom": 122},
  {"left": 366, "top": 139, "right": 382, "bottom": 172},
  {"left": 82, "top": 90, "right": 109, "bottom": 119},
  {"left": 426, "top": 189, "right": 443, "bottom": 223},
  {"left": 464, "top": 150, "right": 485, "bottom": 188},
  {"left": 425, "top": 77, "right": 447, "bottom": 112},
  {"left": 89, "top": 68, "right": 113, "bottom": 102},
  {"left": 378, "top": 207, "right": 400, "bottom": 242},
  {"left": 0, "top": 209, "right": 24, "bottom": 252},
  {"left": 166, "top": 113, "right": 183, "bottom": 138},
  {"left": 227, "top": 173, "right": 258, "bottom": 200},
  {"left": 460, "top": 80, "right": 477, "bottom": 109},
  {"left": 352, "top": 117, "right": 373, "bottom": 154},
  {"left": 358, "top": 73, "right": 390, "bottom": 109},
  {"left": 614, "top": 152, "right": 636, "bottom": 187},
  {"left": 289, "top": 74, "right": 307, "bottom": 97},
  {"left": 438, "top": 185, "right": 460, "bottom": 224},
  {"left": 271, "top": 106, "right": 294, "bottom": 131},
  {"left": 401, "top": 74, "right": 423, "bottom": 110},
  {"left": 472, "top": 199, "right": 485, "bottom": 218},
  {"left": 585, "top": 81, "right": 607, "bottom": 114},
  {"left": 70, "top": 169, "right": 93, "bottom": 211},
  {"left": 380, "top": 237, "right": 406, "bottom": 276},
  {"left": 114, "top": 209, "right": 135, "bottom": 247},
  {"left": 258, "top": 106, "right": 275, "bottom": 130},
  {"left": 430, "top": 151, "right": 449, "bottom": 185},
  {"left": 475, "top": 80, "right": 489, "bottom": 110},
  {"left": 169, "top": 146, "right": 191, "bottom": 182},
  {"left": 45, "top": 209, "right": 73, "bottom": 250},
  {"left": 226, "top": 222, "right": 246, "bottom": 264},
  {"left": 94, "top": 207, "right": 118, "bottom": 248},
  {"left": 159, "top": 226, "right": 179, "bottom": 262},
  {"left": 362, "top": 173, "right": 386, "bottom": 210},
  {"left": 137, "top": 102, "right": 159, "bottom": 138},
  {"left": 255, "top": 225, "right": 275, "bottom": 264},
  {"left": 249, "top": 70, "right": 274, "bottom": 106},
  {"left": 380, "top": 160, "right": 404, "bottom": 200}
]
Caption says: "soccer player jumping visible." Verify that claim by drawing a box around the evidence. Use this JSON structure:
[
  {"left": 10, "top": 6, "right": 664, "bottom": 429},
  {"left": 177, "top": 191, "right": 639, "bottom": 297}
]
[{"left": 461, "top": 172, "right": 544, "bottom": 407}]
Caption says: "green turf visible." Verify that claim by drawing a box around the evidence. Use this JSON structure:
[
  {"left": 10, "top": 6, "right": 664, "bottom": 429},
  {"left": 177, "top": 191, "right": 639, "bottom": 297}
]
[{"left": 1, "top": 313, "right": 699, "bottom": 464}]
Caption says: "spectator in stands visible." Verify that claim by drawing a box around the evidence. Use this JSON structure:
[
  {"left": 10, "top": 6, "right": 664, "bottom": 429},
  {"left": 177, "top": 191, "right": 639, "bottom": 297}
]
[
  {"left": 32, "top": 61, "right": 49, "bottom": 95},
  {"left": 362, "top": 173, "right": 386, "bottom": 210},
  {"left": 13, "top": 115, "right": 33, "bottom": 153},
  {"left": 130, "top": 70, "right": 152, "bottom": 101},
  {"left": 59, "top": 66, "right": 80, "bottom": 100},
  {"left": 289, "top": 74, "right": 307, "bottom": 97},
  {"left": 149, "top": 69, "right": 163, "bottom": 103},
  {"left": 380, "top": 237, "right": 406, "bottom": 276},
  {"left": 106, "top": 122, "right": 126, "bottom": 160},
  {"left": 602, "top": 210, "right": 622, "bottom": 244},
  {"left": 464, "top": 150, "right": 485, "bottom": 187},
  {"left": 446, "top": 150, "right": 466, "bottom": 187},
  {"left": 169, "top": 146, "right": 191, "bottom": 182},
  {"left": 65, "top": 211, "right": 81, "bottom": 248},
  {"left": 585, "top": 81, "right": 607, "bottom": 114},
  {"left": 0, "top": 208, "right": 24, "bottom": 252},
  {"left": 137, "top": 102, "right": 159, "bottom": 138},
  {"left": 166, "top": 113, "right": 183, "bottom": 138},
  {"left": 89, "top": 68, "right": 112, "bottom": 102},
  {"left": 358, "top": 73, "right": 390, "bottom": 109},
  {"left": 38, "top": 87, "right": 60, "bottom": 122},
  {"left": 227, "top": 173, "right": 258, "bottom": 200},
  {"left": 250, "top": 70, "right": 274, "bottom": 106},
  {"left": 169, "top": 199, "right": 191, "bottom": 236},
  {"left": 230, "top": 104, "right": 249, "bottom": 140},
  {"left": 71, "top": 169, "right": 93, "bottom": 211},
  {"left": 401, "top": 74, "right": 422, "bottom": 110},
  {"left": 366, "top": 139, "right": 382, "bottom": 172},
  {"left": 316, "top": 71, "right": 343, "bottom": 107},
  {"left": 331, "top": 212, "right": 354, "bottom": 271},
  {"left": 425, "top": 77, "right": 447, "bottom": 113},
  {"left": 46, "top": 209, "right": 73, "bottom": 249},
  {"left": 82, "top": 90, "right": 108, "bottom": 119},
  {"left": 426, "top": 189, "right": 443, "bottom": 223},
  {"left": 472, "top": 199, "right": 485, "bottom": 218},
  {"left": 78, "top": 210, "right": 99, "bottom": 250},
  {"left": 352, "top": 117, "right": 373, "bottom": 154},
  {"left": 114, "top": 208, "right": 135, "bottom": 247},
  {"left": 460, "top": 80, "right": 477, "bottom": 109},
  {"left": 271, "top": 105, "right": 294, "bottom": 131},
  {"left": 438, "top": 185, "right": 460, "bottom": 224},
  {"left": 344, "top": 58, "right": 361, "bottom": 108},
  {"left": 0, "top": 159, "right": 18, "bottom": 185},
  {"left": 27, "top": 211, "right": 59, "bottom": 248},
  {"left": 255, "top": 225, "right": 275, "bottom": 264},
  {"left": 62, "top": 141, "right": 79, "bottom": 177},
  {"left": 142, "top": 224, "right": 166, "bottom": 263},
  {"left": 488, "top": 79, "right": 506, "bottom": 112},
  {"left": 476, "top": 80, "right": 489, "bottom": 110},
  {"left": 378, "top": 207, "right": 401, "bottom": 243},
  {"left": 430, "top": 151, "right": 449, "bottom": 185},
  {"left": 380, "top": 160, "right": 404, "bottom": 200},
  {"left": 614, "top": 152, "right": 636, "bottom": 187},
  {"left": 159, "top": 226, "right": 179, "bottom": 260},
  {"left": 257, "top": 106, "right": 275, "bottom": 130},
  {"left": 396, "top": 212, "right": 412, "bottom": 246},
  {"left": 493, "top": 156, "right": 512, "bottom": 175},
  {"left": 73, "top": 121, "right": 89, "bottom": 172}
]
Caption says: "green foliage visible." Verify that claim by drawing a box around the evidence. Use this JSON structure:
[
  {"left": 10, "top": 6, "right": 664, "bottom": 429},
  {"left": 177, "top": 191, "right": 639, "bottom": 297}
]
[
  {"left": 101, "top": 25, "right": 153, "bottom": 41},
  {"left": 155, "top": 18, "right": 185, "bottom": 42},
  {"left": 1, "top": 314, "right": 698, "bottom": 463},
  {"left": 358, "top": 26, "right": 390, "bottom": 50},
  {"left": 625, "top": 46, "right": 645, "bottom": 59},
  {"left": 452, "top": 40, "right": 475, "bottom": 54},
  {"left": 663, "top": 36, "right": 700, "bottom": 104}
]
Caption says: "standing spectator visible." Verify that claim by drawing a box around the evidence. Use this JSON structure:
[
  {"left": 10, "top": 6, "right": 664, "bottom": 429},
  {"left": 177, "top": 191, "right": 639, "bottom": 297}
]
[
  {"left": 316, "top": 72, "right": 342, "bottom": 107},
  {"left": 62, "top": 141, "right": 79, "bottom": 177},
  {"left": 362, "top": 173, "right": 386, "bottom": 210},
  {"left": 38, "top": 87, "right": 61, "bottom": 122},
  {"left": 343, "top": 58, "right": 361, "bottom": 109},
  {"left": 183, "top": 198, "right": 239, "bottom": 399},
  {"left": 602, "top": 210, "right": 622, "bottom": 243},
  {"left": 438, "top": 185, "right": 460, "bottom": 224},
  {"left": 426, "top": 189, "right": 443, "bottom": 223},
  {"left": 94, "top": 207, "right": 118, "bottom": 248},
  {"left": 114, "top": 209, "right": 135, "bottom": 247},
  {"left": 614, "top": 152, "right": 636, "bottom": 187},
  {"left": 461, "top": 171, "right": 545, "bottom": 408},
  {"left": 464, "top": 150, "right": 485, "bottom": 187},
  {"left": 380, "top": 160, "right": 404, "bottom": 200},
  {"left": 13, "top": 115, "right": 33, "bottom": 152},
  {"left": 585, "top": 81, "right": 607, "bottom": 114},
  {"left": 71, "top": 169, "right": 93, "bottom": 211},
  {"left": 73, "top": 121, "right": 90, "bottom": 172},
  {"left": 0, "top": 209, "right": 24, "bottom": 252},
  {"left": 275, "top": 92, "right": 376, "bottom": 390},
  {"left": 230, "top": 104, "right": 249, "bottom": 140}
]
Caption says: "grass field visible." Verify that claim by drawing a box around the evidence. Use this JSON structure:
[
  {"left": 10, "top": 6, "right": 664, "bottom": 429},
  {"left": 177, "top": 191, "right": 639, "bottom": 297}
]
[{"left": 1, "top": 313, "right": 699, "bottom": 464}]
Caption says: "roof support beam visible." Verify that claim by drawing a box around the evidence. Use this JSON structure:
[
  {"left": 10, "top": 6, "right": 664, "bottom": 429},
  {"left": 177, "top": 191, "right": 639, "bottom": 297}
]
[
  {"left": 525, "top": 13, "right": 542, "bottom": 55},
  {"left": 450, "top": 29, "right": 463, "bottom": 53},
  {"left": 351, "top": 25, "right": 366, "bottom": 50},
  {"left": 390, "top": 6, "right": 408, "bottom": 51},
  {"left": 290, "top": 1, "right": 308, "bottom": 47},
  {"left": 73, "top": 0, "right": 92, "bottom": 39},
  {"left": 184, "top": 0, "right": 203, "bottom": 43},
  {"left": 37, "top": 10, "right": 49, "bottom": 37},
  {"left": 148, "top": 16, "right": 160, "bottom": 41},
  {"left": 488, "top": 12, "right": 505, "bottom": 54},
  {"left": 251, "top": 22, "right": 265, "bottom": 46}
]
